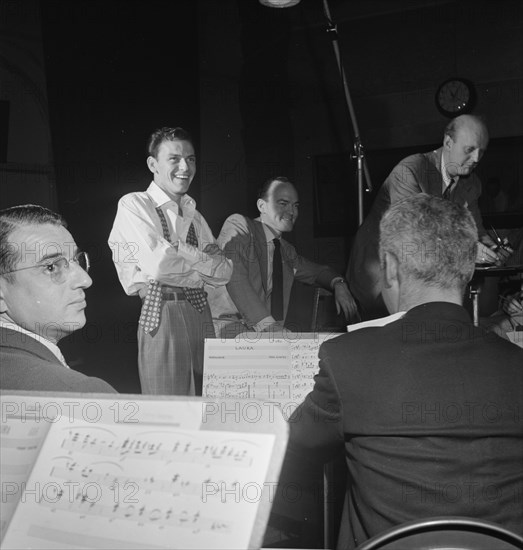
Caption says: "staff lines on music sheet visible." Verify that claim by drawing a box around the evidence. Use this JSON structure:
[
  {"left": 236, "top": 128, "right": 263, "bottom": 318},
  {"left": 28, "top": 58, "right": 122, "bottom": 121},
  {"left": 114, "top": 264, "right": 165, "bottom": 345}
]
[
  {"left": 50, "top": 464, "right": 229, "bottom": 498},
  {"left": 40, "top": 492, "right": 232, "bottom": 533},
  {"left": 61, "top": 430, "right": 254, "bottom": 467}
]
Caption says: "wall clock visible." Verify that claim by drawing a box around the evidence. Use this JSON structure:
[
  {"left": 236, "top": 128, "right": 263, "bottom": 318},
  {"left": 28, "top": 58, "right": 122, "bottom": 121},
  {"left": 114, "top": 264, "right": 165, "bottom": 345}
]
[{"left": 435, "top": 78, "right": 476, "bottom": 117}]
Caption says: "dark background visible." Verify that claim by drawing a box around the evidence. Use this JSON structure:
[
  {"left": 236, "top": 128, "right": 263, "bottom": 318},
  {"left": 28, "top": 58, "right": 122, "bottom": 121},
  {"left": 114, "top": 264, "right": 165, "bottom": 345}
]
[
  {"left": 40, "top": 0, "right": 201, "bottom": 392},
  {"left": 1, "top": 0, "right": 522, "bottom": 394}
]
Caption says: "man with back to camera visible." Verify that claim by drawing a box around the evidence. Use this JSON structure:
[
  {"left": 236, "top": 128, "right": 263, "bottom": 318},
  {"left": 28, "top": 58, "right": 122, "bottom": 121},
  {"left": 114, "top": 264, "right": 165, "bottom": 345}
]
[
  {"left": 285, "top": 194, "right": 523, "bottom": 548},
  {"left": 109, "top": 127, "right": 232, "bottom": 395},
  {"left": 208, "top": 176, "right": 358, "bottom": 336},
  {"left": 0, "top": 204, "right": 116, "bottom": 392},
  {"left": 347, "top": 114, "right": 511, "bottom": 320}
]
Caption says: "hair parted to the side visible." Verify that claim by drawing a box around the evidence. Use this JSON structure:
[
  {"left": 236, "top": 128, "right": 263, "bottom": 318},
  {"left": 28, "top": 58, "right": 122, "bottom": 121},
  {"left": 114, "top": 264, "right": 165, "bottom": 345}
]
[
  {"left": 147, "top": 127, "right": 193, "bottom": 159},
  {"left": 379, "top": 194, "right": 478, "bottom": 292},
  {"left": 0, "top": 205, "right": 66, "bottom": 280},
  {"left": 257, "top": 176, "right": 294, "bottom": 200}
]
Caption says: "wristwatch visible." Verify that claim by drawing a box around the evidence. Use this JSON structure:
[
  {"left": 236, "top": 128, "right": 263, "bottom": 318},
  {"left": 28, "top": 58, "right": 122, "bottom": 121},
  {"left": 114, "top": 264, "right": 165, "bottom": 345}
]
[{"left": 331, "top": 276, "right": 348, "bottom": 289}]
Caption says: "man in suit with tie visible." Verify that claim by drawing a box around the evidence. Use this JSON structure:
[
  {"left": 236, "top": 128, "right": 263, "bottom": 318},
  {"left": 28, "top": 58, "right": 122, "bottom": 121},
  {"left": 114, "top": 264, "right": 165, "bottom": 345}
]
[
  {"left": 0, "top": 204, "right": 116, "bottom": 392},
  {"left": 347, "top": 114, "right": 506, "bottom": 320},
  {"left": 209, "top": 177, "right": 358, "bottom": 336},
  {"left": 109, "top": 127, "right": 232, "bottom": 395}
]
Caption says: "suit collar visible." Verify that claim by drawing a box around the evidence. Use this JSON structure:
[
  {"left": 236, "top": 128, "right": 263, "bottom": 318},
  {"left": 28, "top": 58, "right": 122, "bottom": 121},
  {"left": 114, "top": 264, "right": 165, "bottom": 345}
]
[{"left": 0, "top": 325, "right": 68, "bottom": 366}]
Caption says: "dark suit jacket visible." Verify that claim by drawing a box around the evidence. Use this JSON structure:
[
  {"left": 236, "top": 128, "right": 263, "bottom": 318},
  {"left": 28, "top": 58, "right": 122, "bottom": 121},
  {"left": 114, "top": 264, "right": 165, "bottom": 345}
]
[
  {"left": 347, "top": 148, "right": 486, "bottom": 318},
  {"left": 0, "top": 327, "right": 116, "bottom": 393},
  {"left": 286, "top": 302, "right": 523, "bottom": 549},
  {"left": 219, "top": 214, "right": 339, "bottom": 327}
]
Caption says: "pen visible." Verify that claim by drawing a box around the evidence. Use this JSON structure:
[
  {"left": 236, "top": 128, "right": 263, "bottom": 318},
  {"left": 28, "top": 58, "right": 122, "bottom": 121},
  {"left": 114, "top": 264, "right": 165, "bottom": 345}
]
[{"left": 489, "top": 224, "right": 504, "bottom": 248}]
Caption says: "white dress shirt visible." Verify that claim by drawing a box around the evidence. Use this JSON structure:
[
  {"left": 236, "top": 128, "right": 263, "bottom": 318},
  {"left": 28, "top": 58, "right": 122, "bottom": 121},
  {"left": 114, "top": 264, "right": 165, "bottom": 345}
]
[{"left": 108, "top": 182, "right": 232, "bottom": 296}]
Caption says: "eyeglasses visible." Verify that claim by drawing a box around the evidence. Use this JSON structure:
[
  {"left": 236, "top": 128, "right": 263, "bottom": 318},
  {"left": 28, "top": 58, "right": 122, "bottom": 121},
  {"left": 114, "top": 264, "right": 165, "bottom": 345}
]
[{"left": 1, "top": 251, "right": 90, "bottom": 284}]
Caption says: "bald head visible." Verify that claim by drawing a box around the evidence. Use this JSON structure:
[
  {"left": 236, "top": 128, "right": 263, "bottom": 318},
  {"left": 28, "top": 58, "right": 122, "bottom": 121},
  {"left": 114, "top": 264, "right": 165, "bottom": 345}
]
[
  {"left": 443, "top": 115, "right": 489, "bottom": 177},
  {"left": 444, "top": 115, "right": 488, "bottom": 142}
]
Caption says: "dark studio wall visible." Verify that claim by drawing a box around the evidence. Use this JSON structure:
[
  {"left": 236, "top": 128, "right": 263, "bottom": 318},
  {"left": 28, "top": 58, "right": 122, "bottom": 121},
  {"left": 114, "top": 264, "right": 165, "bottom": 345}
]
[
  {"left": 199, "top": 0, "right": 523, "bottom": 271},
  {"left": 1, "top": 0, "right": 522, "bottom": 392},
  {"left": 41, "top": 0, "right": 201, "bottom": 391}
]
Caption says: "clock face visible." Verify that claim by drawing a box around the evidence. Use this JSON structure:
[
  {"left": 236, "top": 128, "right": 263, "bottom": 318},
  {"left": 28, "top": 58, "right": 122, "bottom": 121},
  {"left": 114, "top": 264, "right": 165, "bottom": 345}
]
[{"left": 436, "top": 79, "right": 475, "bottom": 117}]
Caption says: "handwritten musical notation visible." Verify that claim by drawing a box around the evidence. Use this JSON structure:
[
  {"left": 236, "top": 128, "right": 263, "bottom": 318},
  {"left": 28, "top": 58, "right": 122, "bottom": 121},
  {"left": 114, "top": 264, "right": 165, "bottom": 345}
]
[
  {"left": 203, "top": 334, "right": 339, "bottom": 407},
  {"left": 41, "top": 492, "right": 232, "bottom": 534},
  {"left": 1, "top": 417, "right": 275, "bottom": 549},
  {"left": 0, "top": 396, "right": 204, "bottom": 548},
  {"left": 60, "top": 431, "right": 253, "bottom": 467}
]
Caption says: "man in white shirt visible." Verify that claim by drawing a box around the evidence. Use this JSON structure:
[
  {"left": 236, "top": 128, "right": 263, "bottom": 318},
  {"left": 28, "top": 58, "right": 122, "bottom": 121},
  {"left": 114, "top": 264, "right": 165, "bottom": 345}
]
[
  {"left": 0, "top": 204, "right": 115, "bottom": 392},
  {"left": 208, "top": 177, "right": 358, "bottom": 336},
  {"left": 109, "top": 127, "right": 232, "bottom": 395}
]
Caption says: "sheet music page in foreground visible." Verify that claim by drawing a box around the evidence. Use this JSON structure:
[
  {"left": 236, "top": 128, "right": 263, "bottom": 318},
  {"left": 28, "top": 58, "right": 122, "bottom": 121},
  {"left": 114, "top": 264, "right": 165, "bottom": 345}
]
[
  {"left": 1, "top": 417, "right": 275, "bottom": 549},
  {"left": 0, "top": 394, "right": 203, "bottom": 544}
]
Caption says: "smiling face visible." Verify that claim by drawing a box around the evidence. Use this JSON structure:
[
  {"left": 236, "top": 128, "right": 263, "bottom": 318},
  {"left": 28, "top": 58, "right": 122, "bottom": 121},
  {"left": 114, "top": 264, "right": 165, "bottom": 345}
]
[
  {"left": 147, "top": 139, "right": 196, "bottom": 202},
  {"left": 257, "top": 180, "right": 299, "bottom": 235},
  {"left": 444, "top": 118, "right": 489, "bottom": 177},
  {"left": 0, "top": 223, "right": 92, "bottom": 343}
]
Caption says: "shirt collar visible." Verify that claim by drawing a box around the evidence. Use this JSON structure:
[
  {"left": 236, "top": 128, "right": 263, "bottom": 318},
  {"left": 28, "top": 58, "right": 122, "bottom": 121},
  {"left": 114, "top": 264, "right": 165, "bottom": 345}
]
[
  {"left": 0, "top": 319, "right": 69, "bottom": 368},
  {"left": 255, "top": 217, "right": 281, "bottom": 243},
  {"left": 146, "top": 181, "right": 196, "bottom": 210},
  {"left": 440, "top": 151, "right": 459, "bottom": 189}
]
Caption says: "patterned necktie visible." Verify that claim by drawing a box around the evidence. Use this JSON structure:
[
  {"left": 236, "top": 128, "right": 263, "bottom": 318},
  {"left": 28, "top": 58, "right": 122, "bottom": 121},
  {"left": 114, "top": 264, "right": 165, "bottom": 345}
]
[
  {"left": 138, "top": 207, "right": 173, "bottom": 333},
  {"left": 138, "top": 280, "right": 162, "bottom": 333},
  {"left": 271, "top": 238, "right": 284, "bottom": 321},
  {"left": 443, "top": 177, "right": 455, "bottom": 200},
  {"left": 183, "top": 223, "right": 208, "bottom": 313}
]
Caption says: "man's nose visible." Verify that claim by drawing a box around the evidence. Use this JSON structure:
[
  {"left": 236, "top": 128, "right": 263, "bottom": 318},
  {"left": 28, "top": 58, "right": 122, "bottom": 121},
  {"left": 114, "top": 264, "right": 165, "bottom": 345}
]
[
  {"left": 71, "top": 263, "right": 93, "bottom": 288},
  {"left": 179, "top": 157, "right": 189, "bottom": 170},
  {"left": 471, "top": 149, "right": 481, "bottom": 162}
]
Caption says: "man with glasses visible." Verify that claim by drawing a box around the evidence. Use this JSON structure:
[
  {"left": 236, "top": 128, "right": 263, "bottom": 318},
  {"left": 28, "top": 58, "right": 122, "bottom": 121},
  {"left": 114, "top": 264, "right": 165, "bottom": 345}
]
[{"left": 0, "top": 204, "right": 116, "bottom": 392}]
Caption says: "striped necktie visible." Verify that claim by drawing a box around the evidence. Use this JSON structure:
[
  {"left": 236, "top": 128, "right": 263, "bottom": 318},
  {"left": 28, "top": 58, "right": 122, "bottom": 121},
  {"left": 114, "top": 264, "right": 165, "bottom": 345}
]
[{"left": 443, "top": 177, "right": 455, "bottom": 200}]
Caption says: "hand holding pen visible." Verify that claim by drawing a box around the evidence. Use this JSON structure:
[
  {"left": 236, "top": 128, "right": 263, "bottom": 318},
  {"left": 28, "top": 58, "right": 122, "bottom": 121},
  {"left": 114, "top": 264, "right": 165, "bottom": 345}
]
[{"left": 489, "top": 225, "right": 513, "bottom": 265}]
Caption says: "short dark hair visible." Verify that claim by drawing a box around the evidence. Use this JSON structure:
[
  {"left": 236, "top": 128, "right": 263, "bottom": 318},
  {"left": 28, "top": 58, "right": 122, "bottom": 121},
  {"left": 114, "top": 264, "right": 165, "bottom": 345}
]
[
  {"left": 379, "top": 194, "right": 477, "bottom": 293},
  {"left": 0, "top": 205, "right": 66, "bottom": 280},
  {"left": 257, "top": 176, "right": 294, "bottom": 200},
  {"left": 147, "top": 127, "right": 193, "bottom": 159}
]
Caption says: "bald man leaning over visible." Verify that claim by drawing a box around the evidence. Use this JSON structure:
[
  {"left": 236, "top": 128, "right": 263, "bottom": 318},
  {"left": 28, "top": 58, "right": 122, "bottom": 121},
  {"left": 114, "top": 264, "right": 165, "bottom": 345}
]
[{"left": 347, "top": 114, "right": 508, "bottom": 320}]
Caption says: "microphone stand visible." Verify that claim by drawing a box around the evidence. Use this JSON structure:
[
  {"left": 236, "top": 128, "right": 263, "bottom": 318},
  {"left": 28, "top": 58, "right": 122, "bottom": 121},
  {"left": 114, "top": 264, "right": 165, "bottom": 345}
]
[{"left": 322, "top": 0, "right": 372, "bottom": 226}]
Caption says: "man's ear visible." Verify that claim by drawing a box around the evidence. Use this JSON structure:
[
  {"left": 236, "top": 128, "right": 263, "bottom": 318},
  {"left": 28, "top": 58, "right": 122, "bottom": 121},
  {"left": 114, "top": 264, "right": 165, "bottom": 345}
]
[
  {"left": 146, "top": 156, "right": 157, "bottom": 175},
  {"left": 382, "top": 251, "right": 399, "bottom": 289},
  {"left": 256, "top": 198, "right": 265, "bottom": 214},
  {"left": 443, "top": 133, "right": 453, "bottom": 151}
]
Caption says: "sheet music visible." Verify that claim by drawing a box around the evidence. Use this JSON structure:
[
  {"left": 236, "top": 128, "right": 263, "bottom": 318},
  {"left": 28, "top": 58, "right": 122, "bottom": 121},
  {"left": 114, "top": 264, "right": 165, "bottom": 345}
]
[
  {"left": 0, "top": 395, "right": 202, "bottom": 543},
  {"left": 1, "top": 418, "right": 275, "bottom": 549},
  {"left": 203, "top": 333, "right": 339, "bottom": 413}
]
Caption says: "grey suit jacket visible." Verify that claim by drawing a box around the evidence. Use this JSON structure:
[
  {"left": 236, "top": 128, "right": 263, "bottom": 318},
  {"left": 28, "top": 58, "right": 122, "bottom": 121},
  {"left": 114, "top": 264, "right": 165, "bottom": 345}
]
[
  {"left": 218, "top": 214, "right": 339, "bottom": 328},
  {"left": 347, "top": 148, "right": 486, "bottom": 318},
  {"left": 0, "top": 327, "right": 116, "bottom": 393}
]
